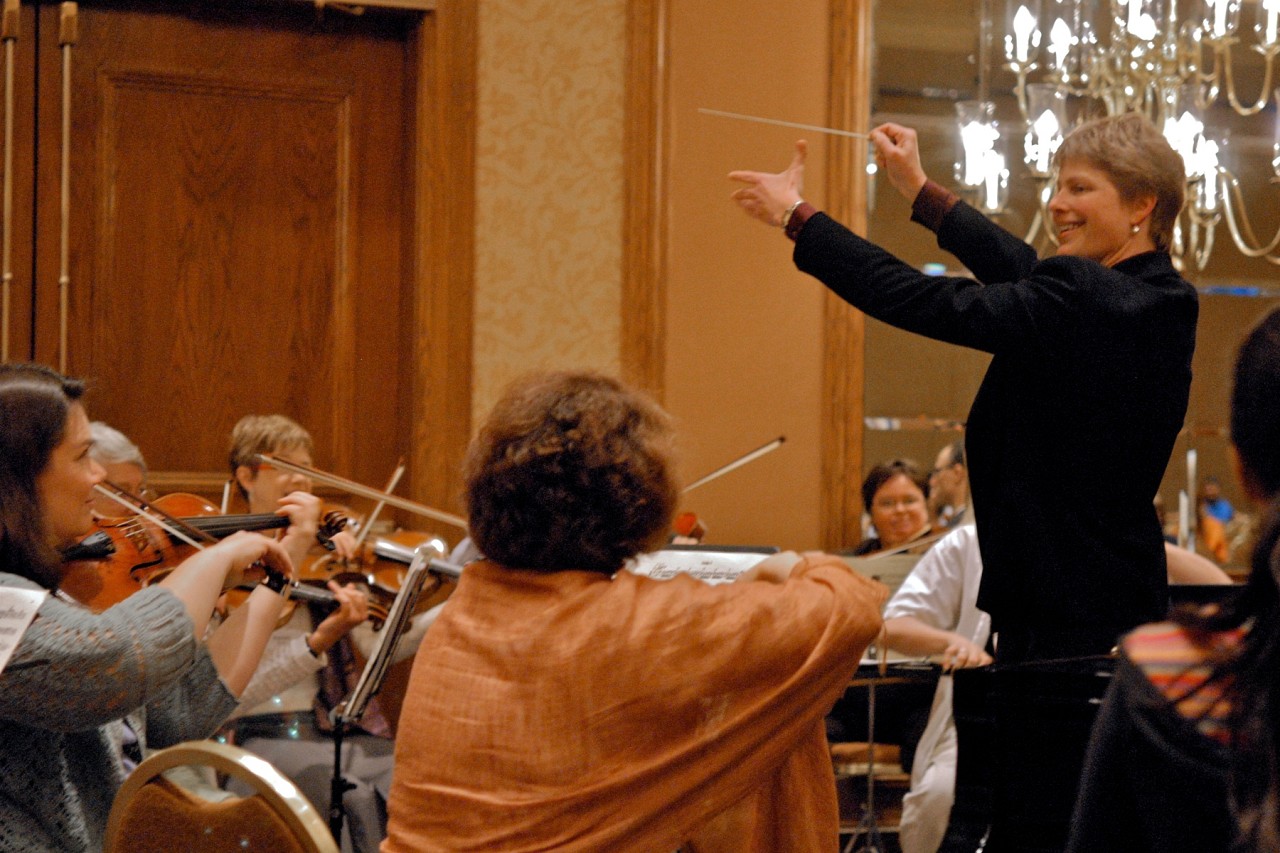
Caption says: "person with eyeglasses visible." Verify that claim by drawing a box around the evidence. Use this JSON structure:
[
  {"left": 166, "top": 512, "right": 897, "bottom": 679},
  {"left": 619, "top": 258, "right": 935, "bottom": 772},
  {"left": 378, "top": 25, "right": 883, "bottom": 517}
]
[
  {"left": 928, "top": 440, "right": 971, "bottom": 533},
  {"left": 848, "top": 458, "right": 934, "bottom": 557}
]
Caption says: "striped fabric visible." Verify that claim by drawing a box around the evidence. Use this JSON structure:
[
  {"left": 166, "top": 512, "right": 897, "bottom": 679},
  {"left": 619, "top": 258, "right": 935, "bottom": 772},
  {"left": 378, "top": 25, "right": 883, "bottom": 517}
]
[{"left": 1124, "top": 621, "right": 1243, "bottom": 745}]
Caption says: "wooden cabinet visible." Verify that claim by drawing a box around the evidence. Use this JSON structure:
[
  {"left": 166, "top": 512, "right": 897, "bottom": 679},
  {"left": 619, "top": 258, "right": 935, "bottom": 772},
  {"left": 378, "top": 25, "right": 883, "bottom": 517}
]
[{"left": 5, "top": 1, "right": 475, "bottom": 535}]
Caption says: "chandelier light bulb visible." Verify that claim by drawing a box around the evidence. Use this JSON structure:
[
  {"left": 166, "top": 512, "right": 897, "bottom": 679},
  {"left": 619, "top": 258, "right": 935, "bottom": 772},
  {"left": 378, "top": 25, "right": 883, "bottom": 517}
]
[
  {"left": 982, "top": 149, "right": 1009, "bottom": 213},
  {"left": 1027, "top": 109, "right": 1062, "bottom": 173},
  {"left": 1012, "top": 5, "right": 1040, "bottom": 63},
  {"left": 960, "top": 120, "right": 1001, "bottom": 186},
  {"left": 1048, "top": 17, "right": 1073, "bottom": 69},
  {"left": 1210, "top": 0, "right": 1231, "bottom": 38},
  {"left": 1259, "top": 0, "right": 1280, "bottom": 45},
  {"left": 974, "top": 0, "right": 1280, "bottom": 268}
]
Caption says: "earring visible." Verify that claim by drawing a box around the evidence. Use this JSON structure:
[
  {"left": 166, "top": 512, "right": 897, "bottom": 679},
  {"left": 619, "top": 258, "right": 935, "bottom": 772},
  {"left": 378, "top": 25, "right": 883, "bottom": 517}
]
[{"left": 1131, "top": 223, "right": 1141, "bottom": 235}]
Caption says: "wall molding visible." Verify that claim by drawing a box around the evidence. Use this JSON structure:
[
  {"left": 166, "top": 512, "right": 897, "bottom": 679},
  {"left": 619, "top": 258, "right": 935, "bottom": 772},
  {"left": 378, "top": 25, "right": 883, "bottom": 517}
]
[
  {"left": 820, "top": 0, "right": 870, "bottom": 549},
  {"left": 621, "top": 0, "right": 668, "bottom": 400},
  {"left": 409, "top": 1, "right": 476, "bottom": 525}
]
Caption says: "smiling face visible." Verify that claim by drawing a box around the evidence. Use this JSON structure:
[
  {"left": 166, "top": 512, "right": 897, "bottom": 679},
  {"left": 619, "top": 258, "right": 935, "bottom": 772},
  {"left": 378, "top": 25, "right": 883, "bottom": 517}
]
[
  {"left": 36, "top": 403, "right": 106, "bottom": 548},
  {"left": 1049, "top": 159, "right": 1155, "bottom": 267},
  {"left": 869, "top": 473, "right": 930, "bottom": 550}
]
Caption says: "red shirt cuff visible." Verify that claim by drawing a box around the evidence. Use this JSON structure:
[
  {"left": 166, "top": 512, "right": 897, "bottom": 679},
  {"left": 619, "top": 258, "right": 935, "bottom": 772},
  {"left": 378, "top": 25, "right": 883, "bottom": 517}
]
[{"left": 910, "top": 180, "right": 961, "bottom": 232}]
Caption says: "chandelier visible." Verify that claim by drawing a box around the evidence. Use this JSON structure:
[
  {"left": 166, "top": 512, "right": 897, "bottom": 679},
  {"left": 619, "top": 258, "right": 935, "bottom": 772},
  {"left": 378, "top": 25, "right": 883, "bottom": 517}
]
[{"left": 954, "top": 0, "right": 1280, "bottom": 270}]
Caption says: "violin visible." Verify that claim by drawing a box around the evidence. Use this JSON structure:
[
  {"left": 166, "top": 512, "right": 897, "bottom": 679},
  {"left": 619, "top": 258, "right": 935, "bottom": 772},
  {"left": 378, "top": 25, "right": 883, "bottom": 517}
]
[
  {"left": 671, "top": 512, "right": 707, "bottom": 544},
  {"left": 59, "top": 486, "right": 344, "bottom": 613},
  {"left": 223, "top": 577, "right": 392, "bottom": 629},
  {"left": 306, "top": 529, "right": 454, "bottom": 619}
]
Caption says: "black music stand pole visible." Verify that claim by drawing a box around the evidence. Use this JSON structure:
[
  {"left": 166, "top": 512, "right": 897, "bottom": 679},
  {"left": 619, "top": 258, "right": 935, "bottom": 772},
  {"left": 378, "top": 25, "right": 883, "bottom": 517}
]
[
  {"left": 847, "top": 676, "right": 888, "bottom": 853},
  {"left": 322, "top": 548, "right": 446, "bottom": 846},
  {"left": 327, "top": 708, "right": 357, "bottom": 843}
]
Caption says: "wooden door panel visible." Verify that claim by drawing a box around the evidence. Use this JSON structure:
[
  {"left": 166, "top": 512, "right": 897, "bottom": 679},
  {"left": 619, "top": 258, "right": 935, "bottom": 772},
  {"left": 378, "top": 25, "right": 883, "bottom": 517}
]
[
  {"left": 0, "top": 3, "right": 37, "bottom": 362},
  {"left": 33, "top": 2, "right": 413, "bottom": 490},
  {"left": 87, "top": 71, "right": 347, "bottom": 463}
]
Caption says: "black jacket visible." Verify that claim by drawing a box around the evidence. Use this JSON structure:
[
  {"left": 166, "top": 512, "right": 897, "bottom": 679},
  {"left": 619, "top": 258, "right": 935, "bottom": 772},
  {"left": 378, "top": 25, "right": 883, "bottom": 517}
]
[{"left": 795, "top": 202, "right": 1197, "bottom": 659}]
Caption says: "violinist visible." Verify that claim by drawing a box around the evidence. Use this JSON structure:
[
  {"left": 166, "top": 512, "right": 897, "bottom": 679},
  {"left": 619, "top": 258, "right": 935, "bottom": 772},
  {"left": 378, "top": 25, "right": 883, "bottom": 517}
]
[
  {"left": 383, "top": 371, "right": 887, "bottom": 852},
  {"left": 849, "top": 458, "right": 935, "bottom": 556},
  {"left": 87, "top": 421, "right": 150, "bottom": 513},
  {"left": 223, "top": 414, "right": 427, "bottom": 853},
  {"left": 0, "top": 363, "right": 295, "bottom": 853}
]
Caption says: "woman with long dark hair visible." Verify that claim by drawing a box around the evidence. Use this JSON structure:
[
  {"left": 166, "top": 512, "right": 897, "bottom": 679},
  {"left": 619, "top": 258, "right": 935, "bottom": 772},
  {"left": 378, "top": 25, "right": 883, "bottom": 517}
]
[
  {"left": 1068, "top": 307, "right": 1280, "bottom": 851},
  {"left": 0, "top": 362, "right": 295, "bottom": 852}
]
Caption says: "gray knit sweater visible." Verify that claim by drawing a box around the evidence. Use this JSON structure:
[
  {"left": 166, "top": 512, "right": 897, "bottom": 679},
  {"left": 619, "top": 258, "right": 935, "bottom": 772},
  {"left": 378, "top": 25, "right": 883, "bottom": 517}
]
[{"left": 0, "top": 574, "right": 238, "bottom": 853}]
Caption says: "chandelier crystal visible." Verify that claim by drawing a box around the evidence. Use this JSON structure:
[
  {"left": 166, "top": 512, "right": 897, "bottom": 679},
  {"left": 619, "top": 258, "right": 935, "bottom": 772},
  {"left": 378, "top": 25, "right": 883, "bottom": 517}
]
[{"left": 956, "top": 0, "right": 1280, "bottom": 270}]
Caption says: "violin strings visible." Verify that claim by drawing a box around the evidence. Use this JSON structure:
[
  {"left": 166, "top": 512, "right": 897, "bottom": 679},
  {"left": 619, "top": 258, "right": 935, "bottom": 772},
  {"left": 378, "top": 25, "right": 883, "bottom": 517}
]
[{"left": 91, "top": 485, "right": 207, "bottom": 551}]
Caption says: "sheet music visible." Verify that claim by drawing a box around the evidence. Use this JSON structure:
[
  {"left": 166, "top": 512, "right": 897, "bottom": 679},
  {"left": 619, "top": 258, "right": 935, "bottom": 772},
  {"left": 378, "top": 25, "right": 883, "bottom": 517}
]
[
  {"left": 336, "top": 548, "right": 436, "bottom": 725},
  {"left": 628, "top": 545, "right": 777, "bottom": 585},
  {"left": 0, "top": 588, "right": 46, "bottom": 676}
]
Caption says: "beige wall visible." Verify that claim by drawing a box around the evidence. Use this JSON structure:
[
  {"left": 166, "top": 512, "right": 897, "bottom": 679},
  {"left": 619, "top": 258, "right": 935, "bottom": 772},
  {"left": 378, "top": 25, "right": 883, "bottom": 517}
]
[
  {"left": 664, "top": 1, "right": 832, "bottom": 549},
  {"left": 473, "top": 0, "right": 837, "bottom": 550},
  {"left": 473, "top": 0, "right": 626, "bottom": 419}
]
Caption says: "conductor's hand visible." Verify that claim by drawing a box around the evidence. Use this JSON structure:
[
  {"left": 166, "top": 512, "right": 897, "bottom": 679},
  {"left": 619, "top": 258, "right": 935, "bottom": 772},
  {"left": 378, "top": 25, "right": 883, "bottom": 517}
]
[
  {"left": 870, "top": 122, "right": 928, "bottom": 203},
  {"left": 939, "top": 635, "right": 993, "bottom": 673},
  {"left": 728, "top": 140, "right": 807, "bottom": 227}
]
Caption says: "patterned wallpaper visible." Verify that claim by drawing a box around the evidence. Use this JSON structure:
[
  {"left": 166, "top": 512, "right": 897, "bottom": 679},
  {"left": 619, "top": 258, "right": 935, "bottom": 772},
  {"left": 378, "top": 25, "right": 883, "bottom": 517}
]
[{"left": 473, "top": 0, "right": 626, "bottom": 422}]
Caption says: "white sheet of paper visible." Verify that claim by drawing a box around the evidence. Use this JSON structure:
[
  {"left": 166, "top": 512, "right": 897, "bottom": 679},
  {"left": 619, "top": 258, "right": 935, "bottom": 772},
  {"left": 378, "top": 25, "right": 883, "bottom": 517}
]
[
  {"left": 628, "top": 550, "right": 769, "bottom": 585},
  {"left": 0, "top": 588, "right": 47, "bottom": 675}
]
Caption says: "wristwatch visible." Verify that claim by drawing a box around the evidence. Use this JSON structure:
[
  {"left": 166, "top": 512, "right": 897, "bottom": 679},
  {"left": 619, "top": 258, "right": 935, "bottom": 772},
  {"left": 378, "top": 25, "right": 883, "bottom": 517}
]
[{"left": 781, "top": 199, "right": 804, "bottom": 229}]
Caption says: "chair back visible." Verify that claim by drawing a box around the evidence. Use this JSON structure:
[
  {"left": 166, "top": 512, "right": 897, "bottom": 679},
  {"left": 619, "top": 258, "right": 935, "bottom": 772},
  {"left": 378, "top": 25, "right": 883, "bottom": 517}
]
[{"left": 104, "top": 739, "right": 339, "bottom": 853}]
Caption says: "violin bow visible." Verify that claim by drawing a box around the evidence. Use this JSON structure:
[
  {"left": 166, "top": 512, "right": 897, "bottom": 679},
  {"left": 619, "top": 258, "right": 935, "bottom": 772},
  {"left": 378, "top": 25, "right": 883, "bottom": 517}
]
[
  {"left": 351, "top": 458, "right": 407, "bottom": 551},
  {"left": 683, "top": 436, "right": 786, "bottom": 494},
  {"left": 92, "top": 482, "right": 215, "bottom": 551},
  {"left": 256, "top": 454, "right": 468, "bottom": 530},
  {"left": 859, "top": 529, "right": 951, "bottom": 560}
]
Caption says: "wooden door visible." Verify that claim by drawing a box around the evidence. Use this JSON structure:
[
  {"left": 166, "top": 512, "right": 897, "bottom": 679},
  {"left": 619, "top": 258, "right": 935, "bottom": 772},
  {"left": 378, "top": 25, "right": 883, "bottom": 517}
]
[
  {"left": 0, "top": 2, "right": 37, "bottom": 363},
  {"left": 29, "top": 1, "right": 418, "bottom": 498}
]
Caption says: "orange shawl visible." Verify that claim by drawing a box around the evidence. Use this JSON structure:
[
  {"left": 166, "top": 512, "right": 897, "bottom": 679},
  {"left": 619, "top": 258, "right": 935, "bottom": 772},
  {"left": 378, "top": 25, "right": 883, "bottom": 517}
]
[{"left": 382, "top": 555, "right": 885, "bottom": 853}]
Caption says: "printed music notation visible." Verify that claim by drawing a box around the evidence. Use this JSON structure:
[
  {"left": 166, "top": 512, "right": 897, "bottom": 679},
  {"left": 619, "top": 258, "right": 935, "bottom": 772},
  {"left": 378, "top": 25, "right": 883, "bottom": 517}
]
[
  {"left": 0, "top": 588, "right": 46, "bottom": 675},
  {"left": 628, "top": 546, "right": 776, "bottom": 586}
]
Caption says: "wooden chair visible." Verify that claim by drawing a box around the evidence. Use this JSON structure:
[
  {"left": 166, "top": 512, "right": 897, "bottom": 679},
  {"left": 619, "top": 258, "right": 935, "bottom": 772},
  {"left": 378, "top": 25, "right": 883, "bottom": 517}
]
[
  {"left": 104, "top": 740, "right": 339, "bottom": 853},
  {"left": 831, "top": 741, "right": 912, "bottom": 852}
]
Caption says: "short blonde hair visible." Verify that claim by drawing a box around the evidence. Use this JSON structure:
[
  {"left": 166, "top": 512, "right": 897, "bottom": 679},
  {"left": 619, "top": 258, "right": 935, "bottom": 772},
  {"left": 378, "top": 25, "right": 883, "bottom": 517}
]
[
  {"left": 1054, "top": 112, "right": 1185, "bottom": 252},
  {"left": 228, "top": 414, "right": 313, "bottom": 499}
]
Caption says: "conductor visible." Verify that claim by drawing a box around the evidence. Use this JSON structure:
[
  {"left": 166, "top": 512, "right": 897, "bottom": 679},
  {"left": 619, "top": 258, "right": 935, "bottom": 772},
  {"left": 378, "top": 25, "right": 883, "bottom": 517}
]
[{"left": 730, "top": 113, "right": 1198, "bottom": 663}]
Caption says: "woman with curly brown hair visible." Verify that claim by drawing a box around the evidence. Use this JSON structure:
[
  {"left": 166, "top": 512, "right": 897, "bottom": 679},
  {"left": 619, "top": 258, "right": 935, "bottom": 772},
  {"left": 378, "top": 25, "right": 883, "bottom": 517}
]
[{"left": 382, "top": 371, "right": 887, "bottom": 853}]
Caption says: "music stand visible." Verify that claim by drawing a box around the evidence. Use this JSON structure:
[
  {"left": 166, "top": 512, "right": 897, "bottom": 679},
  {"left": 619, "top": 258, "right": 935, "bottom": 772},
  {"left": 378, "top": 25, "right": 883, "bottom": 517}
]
[
  {"left": 845, "top": 642, "right": 895, "bottom": 853},
  {"left": 325, "top": 545, "right": 444, "bottom": 842}
]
